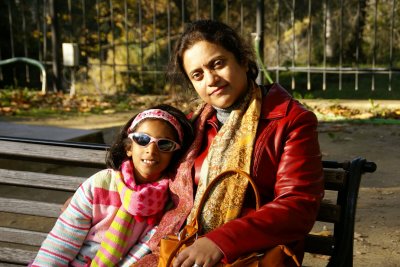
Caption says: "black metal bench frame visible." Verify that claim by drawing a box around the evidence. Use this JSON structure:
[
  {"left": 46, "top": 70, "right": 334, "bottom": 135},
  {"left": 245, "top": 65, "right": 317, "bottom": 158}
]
[{"left": 0, "top": 136, "right": 376, "bottom": 266}]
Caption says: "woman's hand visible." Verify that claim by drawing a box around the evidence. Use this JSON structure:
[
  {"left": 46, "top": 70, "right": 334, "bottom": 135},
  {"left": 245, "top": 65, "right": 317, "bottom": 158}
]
[{"left": 172, "top": 237, "right": 223, "bottom": 267}]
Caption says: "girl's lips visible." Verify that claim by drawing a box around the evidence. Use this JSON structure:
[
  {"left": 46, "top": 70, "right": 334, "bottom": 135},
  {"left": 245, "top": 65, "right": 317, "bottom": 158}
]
[{"left": 142, "top": 159, "right": 157, "bottom": 165}]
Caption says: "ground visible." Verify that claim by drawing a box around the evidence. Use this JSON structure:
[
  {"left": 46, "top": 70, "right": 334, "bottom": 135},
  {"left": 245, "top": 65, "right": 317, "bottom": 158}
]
[{"left": 2, "top": 109, "right": 400, "bottom": 266}]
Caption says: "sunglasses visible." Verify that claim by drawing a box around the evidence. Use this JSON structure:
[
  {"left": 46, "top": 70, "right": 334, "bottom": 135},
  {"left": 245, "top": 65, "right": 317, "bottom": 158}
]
[{"left": 128, "top": 132, "right": 181, "bottom": 152}]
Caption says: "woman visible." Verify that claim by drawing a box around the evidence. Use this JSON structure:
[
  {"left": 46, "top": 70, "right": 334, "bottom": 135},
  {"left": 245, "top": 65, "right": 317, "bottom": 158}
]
[{"left": 136, "top": 19, "right": 324, "bottom": 267}]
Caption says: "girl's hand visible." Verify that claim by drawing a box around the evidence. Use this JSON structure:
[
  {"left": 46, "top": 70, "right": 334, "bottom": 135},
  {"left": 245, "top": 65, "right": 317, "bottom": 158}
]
[
  {"left": 172, "top": 237, "right": 223, "bottom": 267},
  {"left": 61, "top": 196, "right": 72, "bottom": 212}
]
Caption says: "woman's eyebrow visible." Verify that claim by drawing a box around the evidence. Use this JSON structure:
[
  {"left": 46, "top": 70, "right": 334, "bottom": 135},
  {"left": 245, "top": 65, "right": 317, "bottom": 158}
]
[
  {"left": 187, "top": 55, "right": 226, "bottom": 75},
  {"left": 188, "top": 67, "right": 202, "bottom": 77}
]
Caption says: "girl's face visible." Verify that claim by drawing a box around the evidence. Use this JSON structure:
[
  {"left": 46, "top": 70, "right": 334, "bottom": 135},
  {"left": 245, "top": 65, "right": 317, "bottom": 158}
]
[
  {"left": 182, "top": 41, "right": 249, "bottom": 109},
  {"left": 127, "top": 119, "right": 177, "bottom": 184}
]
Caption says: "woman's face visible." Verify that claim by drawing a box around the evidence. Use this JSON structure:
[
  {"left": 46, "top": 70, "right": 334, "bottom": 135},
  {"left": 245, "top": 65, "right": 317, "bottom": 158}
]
[
  {"left": 182, "top": 41, "right": 249, "bottom": 109},
  {"left": 127, "top": 119, "right": 176, "bottom": 184}
]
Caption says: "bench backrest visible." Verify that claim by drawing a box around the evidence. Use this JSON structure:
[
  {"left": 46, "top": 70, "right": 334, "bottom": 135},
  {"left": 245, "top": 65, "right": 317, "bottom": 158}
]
[
  {"left": 306, "top": 158, "right": 376, "bottom": 266},
  {"left": 0, "top": 137, "right": 107, "bottom": 265},
  {"left": 0, "top": 137, "right": 376, "bottom": 266}
]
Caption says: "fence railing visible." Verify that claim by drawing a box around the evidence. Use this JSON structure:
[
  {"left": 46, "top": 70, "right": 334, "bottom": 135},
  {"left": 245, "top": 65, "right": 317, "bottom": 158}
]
[{"left": 0, "top": 0, "right": 398, "bottom": 96}]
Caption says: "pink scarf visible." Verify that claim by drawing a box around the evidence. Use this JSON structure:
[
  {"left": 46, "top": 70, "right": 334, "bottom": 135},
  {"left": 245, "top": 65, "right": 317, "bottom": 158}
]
[
  {"left": 91, "top": 160, "right": 169, "bottom": 266},
  {"left": 120, "top": 160, "right": 169, "bottom": 224}
]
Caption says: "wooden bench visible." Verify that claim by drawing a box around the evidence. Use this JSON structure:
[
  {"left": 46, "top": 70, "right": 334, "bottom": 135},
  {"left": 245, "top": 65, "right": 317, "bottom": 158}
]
[
  {"left": 0, "top": 136, "right": 376, "bottom": 266},
  {"left": 305, "top": 158, "right": 376, "bottom": 267},
  {"left": 0, "top": 136, "right": 107, "bottom": 266}
]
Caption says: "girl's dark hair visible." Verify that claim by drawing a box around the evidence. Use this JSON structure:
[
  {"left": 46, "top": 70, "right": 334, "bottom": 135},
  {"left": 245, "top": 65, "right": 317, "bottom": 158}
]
[
  {"left": 106, "top": 104, "right": 194, "bottom": 173},
  {"left": 167, "top": 19, "right": 259, "bottom": 91}
]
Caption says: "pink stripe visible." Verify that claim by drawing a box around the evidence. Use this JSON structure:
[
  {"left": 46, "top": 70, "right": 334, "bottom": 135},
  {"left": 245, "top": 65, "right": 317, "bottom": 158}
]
[
  {"left": 94, "top": 246, "right": 120, "bottom": 265},
  {"left": 46, "top": 238, "right": 78, "bottom": 257},
  {"left": 93, "top": 187, "right": 121, "bottom": 206},
  {"left": 69, "top": 203, "right": 91, "bottom": 219},
  {"left": 59, "top": 217, "right": 91, "bottom": 231},
  {"left": 113, "top": 215, "right": 133, "bottom": 229},
  {"left": 102, "top": 234, "right": 126, "bottom": 253},
  {"left": 130, "top": 254, "right": 140, "bottom": 260},
  {"left": 39, "top": 247, "right": 70, "bottom": 261},
  {"left": 79, "top": 184, "right": 93, "bottom": 204},
  {"left": 108, "top": 227, "right": 130, "bottom": 243},
  {"left": 49, "top": 232, "right": 81, "bottom": 248},
  {"left": 120, "top": 187, "right": 128, "bottom": 200}
]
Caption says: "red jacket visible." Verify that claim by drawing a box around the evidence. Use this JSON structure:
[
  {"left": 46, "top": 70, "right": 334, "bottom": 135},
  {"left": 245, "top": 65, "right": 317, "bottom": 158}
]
[{"left": 194, "top": 83, "right": 324, "bottom": 264}]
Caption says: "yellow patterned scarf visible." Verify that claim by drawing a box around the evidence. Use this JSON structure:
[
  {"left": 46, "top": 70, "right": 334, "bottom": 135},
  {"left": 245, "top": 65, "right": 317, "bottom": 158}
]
[{"left": 187, "top": 83, "right": 262, "bottom": 233}]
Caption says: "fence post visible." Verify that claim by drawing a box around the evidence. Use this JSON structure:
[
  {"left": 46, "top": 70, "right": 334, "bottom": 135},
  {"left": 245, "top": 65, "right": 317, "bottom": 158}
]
[
  {"left": 256, "top": 0, "right": 264, "bottom": 85},
  {"left": 49, "top": 0, "right": 61, "bottom": 92}
]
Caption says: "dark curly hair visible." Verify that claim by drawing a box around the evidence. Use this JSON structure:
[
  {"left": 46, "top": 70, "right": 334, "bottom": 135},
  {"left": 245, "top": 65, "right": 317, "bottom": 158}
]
[
  {"left": 105, "top": 104, "right": 194, "bottom": 174},
  {"left": 167, "top": 19, "right": 259, "bottom": 91}
]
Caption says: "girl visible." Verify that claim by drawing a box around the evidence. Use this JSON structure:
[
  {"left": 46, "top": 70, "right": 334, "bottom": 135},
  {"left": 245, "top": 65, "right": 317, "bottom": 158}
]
[{"left": 31, "top": 104, "right": 193, "bottom": 266}]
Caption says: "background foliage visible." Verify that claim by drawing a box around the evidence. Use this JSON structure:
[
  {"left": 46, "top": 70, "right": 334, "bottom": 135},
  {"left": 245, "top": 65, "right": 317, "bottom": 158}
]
[{"left": 0, "top": 0, "right": 399, "bottom": 99}]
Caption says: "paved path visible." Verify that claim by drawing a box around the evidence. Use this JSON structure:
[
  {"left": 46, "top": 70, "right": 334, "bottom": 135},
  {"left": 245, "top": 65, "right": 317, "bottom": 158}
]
[
  {"left": 0, "top": 121, "right": 105, "bottom": 143},
  {"left": 0, "top": 99, "right": 398, "bottom": 144},
  {"left": 300, "top": 99, "right": 400, "bottom": 111}
]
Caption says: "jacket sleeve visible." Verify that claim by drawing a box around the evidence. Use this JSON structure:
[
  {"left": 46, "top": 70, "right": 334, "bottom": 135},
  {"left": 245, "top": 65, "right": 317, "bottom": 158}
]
[
  {"left": 205, "top": 109, "right": 324, "bottom": 263},
  {"left": 31, "top": 175, "right": 95, "bottom": 266}
]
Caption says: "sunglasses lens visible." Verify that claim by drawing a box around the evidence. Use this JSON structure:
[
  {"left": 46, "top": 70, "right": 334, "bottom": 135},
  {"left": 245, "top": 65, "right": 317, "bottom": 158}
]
[
  {"left": 132, "top": 133, "right": 151, "bottom": 146},
  {"left": 157, "top": 139, "right": 176, "bottom": 152}
]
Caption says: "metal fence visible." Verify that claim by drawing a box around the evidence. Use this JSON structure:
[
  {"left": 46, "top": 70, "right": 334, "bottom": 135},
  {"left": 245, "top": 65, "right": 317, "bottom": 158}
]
[{"left": 0, "top": 0, "right": 399, "bottom": 95}]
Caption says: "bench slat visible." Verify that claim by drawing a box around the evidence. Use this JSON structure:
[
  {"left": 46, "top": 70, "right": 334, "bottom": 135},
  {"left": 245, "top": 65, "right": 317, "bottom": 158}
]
[
  {"left": 0, "top": 140, "right": 106, "bottom": 168},
  {"left": 0, "top": 197, "right": 61, "bottom": 218},
  {"left": 0, "top": 247, "right": 37, "bottom": 265},
  {"left": 0, "top": 169, "right": 85, "bottom": 191},
  {"left": 323, "top": 168, "right": 347, "bottom": 190},
  {"left": 305, "top": 234, "right": 335, "bottom": 255},
  {"left": 0, "top": 227, "right": 46, "bottom": 247},
  {"left": 317, "top": 201, "right": 341, "bottom": 223},
  {"left": 0, "top": 262, "right": 26, "bottom": 267}
]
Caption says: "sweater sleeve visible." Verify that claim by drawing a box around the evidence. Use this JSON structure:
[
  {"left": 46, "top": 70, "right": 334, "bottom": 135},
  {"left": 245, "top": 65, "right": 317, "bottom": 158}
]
[{"left": 31, "top": 173, "right": 96, "bottom": 266}]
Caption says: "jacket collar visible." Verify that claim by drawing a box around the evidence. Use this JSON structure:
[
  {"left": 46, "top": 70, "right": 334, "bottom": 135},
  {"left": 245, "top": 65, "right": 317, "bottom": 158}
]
[
  {"left": 260, "top": 83, "right": 292, "bottom": 120},
  {"left": 205, "top": 83, "right": 293, "bottom": 125}
]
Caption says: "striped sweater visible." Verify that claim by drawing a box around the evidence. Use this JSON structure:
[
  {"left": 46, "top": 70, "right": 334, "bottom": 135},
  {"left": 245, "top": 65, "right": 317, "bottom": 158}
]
[{"left": 32, "top": 169, "right": 159, "bottom": 266}]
